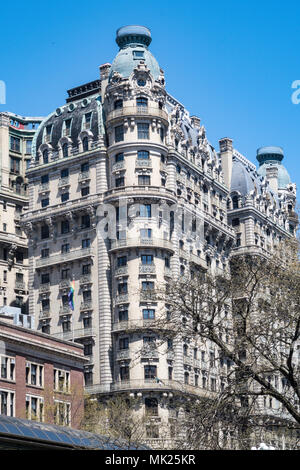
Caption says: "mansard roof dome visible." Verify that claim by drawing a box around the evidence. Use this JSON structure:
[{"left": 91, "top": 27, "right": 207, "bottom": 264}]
[
  {"left": 231, "top": 158, "right": 259, "bottom": 196},
  {"left": 32, "top": 90, "right": 102, "bottom": 160},
  {"left": 109, "top": 25, "right": 161, "bottom": 81}
]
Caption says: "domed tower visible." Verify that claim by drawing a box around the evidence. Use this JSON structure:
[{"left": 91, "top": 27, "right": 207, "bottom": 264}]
[
  {"left": 103, "top": 26, "right": 177, "bottom": 404},
  {"left": 256, "top": 146, "right": 291, "bottom": 193}
]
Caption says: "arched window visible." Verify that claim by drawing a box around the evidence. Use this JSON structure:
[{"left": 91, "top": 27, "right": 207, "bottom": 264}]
[
  {"left": 62, "top": 143, "right": 68, "bottom": 158},
  {"left": 43, "top": 149, "right": 49, "bottom": 164},
  {"left": 82, "top": 137, "right": 89, "bottom": 152},
  {"left": 232, "top": 195, "right": 239, "bottom": 209}
]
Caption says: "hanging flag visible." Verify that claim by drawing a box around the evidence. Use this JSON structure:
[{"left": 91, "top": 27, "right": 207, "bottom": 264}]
[{"left": 68, "top": 279, "right": 75, "bottom": 311}]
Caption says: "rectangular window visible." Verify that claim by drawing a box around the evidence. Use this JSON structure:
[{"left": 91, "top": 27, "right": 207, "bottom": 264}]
[
  {"left": 54, "top": 401, "right": 70, "bottom": 426},
  {"left": 83, "top": 316, "right": 92, "bottom": 328},
  {"left": 117, "top": 256, "right": 127, "bottom": 267},
  {"left": 61, "top": 269, "right": 69, "bottom": 280},
  {"left": 140, "top": 228, "right": 152, "bottom": 239},
  {"left": 41, "top": 198, "right": 49, "bottom": 208},
  {"left": 42, "top": 298, "right": 50, "bottom": 311},
  {"left": 81, "top": 215, "right": 90, "bottom": 229},
  {"left": 136, "top": 97, "right": 148, "bottom": 107},
  {"left": 10, "top": 136, "right": 21, "bottom": 152},
  {"left": 61, "top": 220, "right": 70, "bottom": 234},
  {"left": 84, "top": 113, "right": 92, "bottom": 130},
  {"left": 61, "top": 244, "right": 70, "bottom": 254},
  {"left": 133, "top": 50, "right": 144, "bottom": 58},
  {"left": 10, "top": 157, "right": 20, "bottom": 173},
  {"left": 137, "top": 123, "right": 149, "bottom": 139},
  {"left": 118, "top": 282, "right": 128, "bottom": 294},
  {"left": 138, "top": 175, "right": 150, "bottom": 185},
  {"left": 82, "top": 238, "right": 90, "bottom": 248},
  {"left": 115, "top": 153, "right": 124, "bottom": 162},
  {"left": 26, "top": 140, "right": 32, "bottom": 154},
  {"left": 0, "top": 391, "right": 15, "bottom": 417},
  {"left": 142, "top": 281, "right": 154, "bottom": 291},
  {"left": 120, "top": 366, "right": 129, "bottom": 381},
  {"left": 53, "top": 369, "right": 70, "bottom": 392},
  {"left": 139, "top": 204, "right": 151, "bottom": 218},
  {"left": 41, "top": 273, "right": 50, "bottom": 284},
  {"left": 144, "top": 365, "right": 157, "bottom": 380},
  {"left": 41, "top": 225, "right": 49, "bottom": 239},
  {"left": 143, "top": 309, "right": 155, "bottom": 320},
  {"left": 60, "top": 168, "right": 69, "bottom": 178},
  {"left": 81, "top": 162, "right": 89, "bottom": 173},
  {"left": 82, "top": 264, "right": 91, "bottom": 274},
  {"left": 137, "top": 150, "right": 149, "bottom": 160},
  {"left": 41, "top": 248, "right": 49, "bottom": 258},
  {"left": 119, "top": 310, "right": 128, "bottom": 322},
  {"left": 61, "top": 192, "right": 69, "bottom": 202},
  {"left": 25, "top": 362, "right": 44, "bottom": 387},
  {"left": 141, "top": 254, "right": 153, "bottom": 265},
  {"left": 115, "top": 125, "right": 124, "bottom": 143},
  {"left": 1, "top": 356, "right": 15, "bottom": 381},
  {"left": 119, "top": 337, "right": 129, "bottom": 350},
  {"left": 115, "top": 176, "right": 125, "bottom": 187},
  {"left": 81, "top": 186, "right": 89, "bottom": 197},
  {"left": 41, "top": 174, "right": 49, "bottom": 184},
  {"left": 63, "top": 119, "right": 72, "bottom": 136}
]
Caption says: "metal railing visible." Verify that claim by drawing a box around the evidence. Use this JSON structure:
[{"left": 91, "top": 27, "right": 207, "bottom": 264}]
[
  {"left": 110, "top": 238, "right": 174, "bottom": 253},
  {"left": 36, "top": 247, "right": 94, "bottom": 268},
  {"left": 139, "top": 264, "right": 156, "bottom": 274},
  {"left": 114, "top": 266, "right": 128, "bottom": 277},
  {"left": 106, "top": 106, "right": 169, "bottom": 122},
  {"left": 78, "top": 171, "right": 90, "bottom": 181}
]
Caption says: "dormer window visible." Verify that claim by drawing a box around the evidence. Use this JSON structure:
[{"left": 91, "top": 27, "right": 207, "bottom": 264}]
[
  {"left": 84, "top": 113, "right": 92, "bottom": 130},
  {"left": 137, "top": 79, "right": 146, "bottom": 87},
  {"left": 82, "top": 136, "right": 89, "bottom": 152},
  {"left": 133, "top": 50, "right": 144, "bottom": 59},
  {"left": 45, "top": 125, "right": 52, "bottom": 142},
  {"left": 62, "top": 143, "right": 68, "bottom": 158},
  {"left": 43, "top": 149, "right": 49, "bottom": 164},
  {"left": 63, "top": 119, "right": 72, "bottom": 137}
]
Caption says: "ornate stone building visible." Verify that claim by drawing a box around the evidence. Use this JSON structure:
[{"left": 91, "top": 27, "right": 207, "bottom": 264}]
[
  {"left": 0, "top": 112, "right": 43, "bottom": 327},
  {"left": 21, "top": 26, "right": 297, "bottom": 446}
]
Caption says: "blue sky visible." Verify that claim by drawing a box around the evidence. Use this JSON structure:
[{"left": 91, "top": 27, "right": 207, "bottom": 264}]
[{"left": 1, "top": 0, "right": 299, "bottom": 189}]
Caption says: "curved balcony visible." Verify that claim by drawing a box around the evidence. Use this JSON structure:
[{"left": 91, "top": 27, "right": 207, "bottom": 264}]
[
  {"left": 106, "top": 106, "right": 169, "bottom": 125},
  {"left": 104, "top": 185, "right": 176, "bottom": 204},
  {"left": 109, "top": 379, "right": 214, "bottom": 398},
  {"left": 36, "top": 247, "right": 94, "bottom": 268},
  {"left": 112, "top": 318, "right": 161, "bottom": 332},
  {"left": 109, "top": 237, "right": 175, "bottom": 254}
]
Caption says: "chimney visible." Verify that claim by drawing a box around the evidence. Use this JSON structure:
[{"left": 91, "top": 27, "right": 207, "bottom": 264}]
[
  {"left": 191, "top": 115, "right": 201, "bottom": 128},
  {"left": 99, "top": 63, "right": 111, "bottom": 99},
  {"left": 219, "top": 137, "right": 233, "bottom": 189}
]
